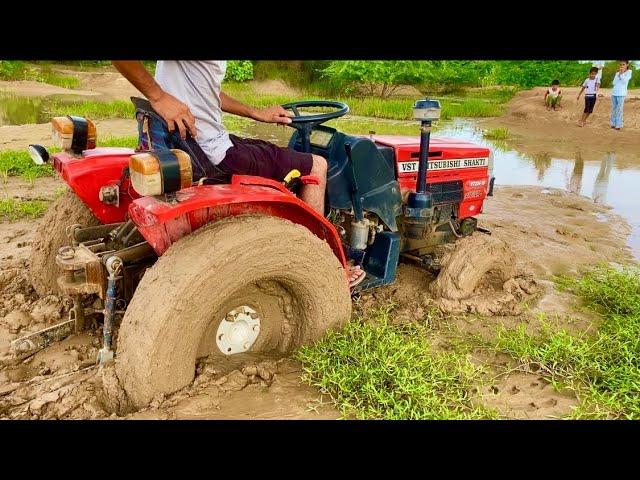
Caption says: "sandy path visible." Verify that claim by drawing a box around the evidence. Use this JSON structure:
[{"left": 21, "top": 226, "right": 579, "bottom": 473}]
[
  {"left": 0, "top": 80, "right": 100, "bottom": 98},
  {"left": 481, "top": 87, "right": 640, "bottom": 162},
  {"left": 0, "top": 119, "right": 137, "bottom": 151}
]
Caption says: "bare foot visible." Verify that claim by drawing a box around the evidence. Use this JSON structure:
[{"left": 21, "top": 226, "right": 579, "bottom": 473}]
[{"left": 347, "top": 265, "right": 366, "bottom": 288}]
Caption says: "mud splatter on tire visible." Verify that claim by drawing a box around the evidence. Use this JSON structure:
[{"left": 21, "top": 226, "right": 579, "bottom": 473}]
[
  {"left": 29, "top": 191, "right": 99, "bottom": 296},
  {"left": 115, "top": 215, "right": 352, "bottom": 408},
  {"left": 430, "top": 235, "right": 540, "bottom": 316}
]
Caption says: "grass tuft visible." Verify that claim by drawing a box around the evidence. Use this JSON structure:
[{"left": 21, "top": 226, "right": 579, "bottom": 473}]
[
  {"left": 296, "top": 303, "right": 497, "bottom": 419},
  {"left": 0, "top": 198, "right": 50, "bottom": 221},
  {"left": 482, "top": 127, "right": 510, "bottom": 140},
  {"left": 494, "top": 265, "right": 640, "bottom": 419}
]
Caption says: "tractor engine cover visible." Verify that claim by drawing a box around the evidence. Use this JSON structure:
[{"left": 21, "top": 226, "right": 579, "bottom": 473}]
[{"left": 372, "top": 134, "right": 492, "bottom": 221}]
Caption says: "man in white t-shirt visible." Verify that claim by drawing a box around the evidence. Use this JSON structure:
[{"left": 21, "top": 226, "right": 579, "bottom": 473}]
[
  {"left": 576, "top": 67, "right": 600, "bottom": 126},
  {"left": 112, "top": 60, "right": 366, "bottom": 288}
]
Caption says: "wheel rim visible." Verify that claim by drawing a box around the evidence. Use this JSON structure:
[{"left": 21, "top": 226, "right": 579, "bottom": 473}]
[{"left": 215, "top": 305, "right": 262, "bottom": 355}]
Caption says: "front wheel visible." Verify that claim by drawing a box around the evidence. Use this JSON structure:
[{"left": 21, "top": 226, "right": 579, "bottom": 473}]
[{"left": 115, "top": 215, "right": 352, "bottom": 408}]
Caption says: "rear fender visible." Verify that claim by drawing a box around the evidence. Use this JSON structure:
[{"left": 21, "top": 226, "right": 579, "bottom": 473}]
[
  {"left": 128, "top": 175, "right": 348, "bottom": 268},
  {"left": 52, "top": 148, "right": 138, "bottom": 224}
]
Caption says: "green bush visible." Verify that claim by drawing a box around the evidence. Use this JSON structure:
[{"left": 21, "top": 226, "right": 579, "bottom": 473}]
[
  {"left": 322, "top": 61, "right": 436, "bottom": 98},
  {"left": 0, "top": 60, "right": 27, "bottom": 80},
  {"left": 225, "top": 60, "right": 254, "bottom": 82},
  {"left": 297, "top": 303, "right": 497, "bottom": 420}
]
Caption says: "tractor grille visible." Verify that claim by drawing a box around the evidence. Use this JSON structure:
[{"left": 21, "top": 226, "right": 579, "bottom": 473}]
[{"left": 426, "top": 180, "right": 464, "bottom": 205}]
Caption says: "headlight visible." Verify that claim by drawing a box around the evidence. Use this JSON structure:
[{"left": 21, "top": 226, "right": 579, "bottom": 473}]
[
  {"left": 28, "top": 144, "right": 49, "bottom": 165},
  {"left": 129, "top": 149, "right": 193, "bottom": 196},
  {"left": 51, "top": 116, "right": 97, "bottom": 154}
]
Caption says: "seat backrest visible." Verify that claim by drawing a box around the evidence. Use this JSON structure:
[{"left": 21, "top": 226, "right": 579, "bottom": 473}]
[{"left": 131, "top": 97, "right": 222, "bottom": 182}]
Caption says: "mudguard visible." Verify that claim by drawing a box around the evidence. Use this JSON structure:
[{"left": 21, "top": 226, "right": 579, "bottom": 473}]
[
  {"left": 128, "top": 175, "right": 348, "bottom": 268},
  {"left": 51, "top": 148, "right": 138, "bottom": 224}
]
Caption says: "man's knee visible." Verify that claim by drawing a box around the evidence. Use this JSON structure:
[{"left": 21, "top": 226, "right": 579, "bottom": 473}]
[{"left": 311, "top": 154, "right": 328, "bottom": 175}]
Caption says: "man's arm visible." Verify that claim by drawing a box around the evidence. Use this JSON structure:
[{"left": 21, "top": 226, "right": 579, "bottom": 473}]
[
  {"left": 220, "top": 92, "right": 292, "bottom": 124},
  {"left": 577, "top": 85, "right": 586, "bottom": 99},
  {"left": 111, "top": 61, "right": 196, "bottom": 139}
]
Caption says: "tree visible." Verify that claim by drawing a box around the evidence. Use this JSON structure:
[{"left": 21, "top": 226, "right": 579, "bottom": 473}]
[{"left": 321, "top": 61, "right": 435, "bottom": 98}]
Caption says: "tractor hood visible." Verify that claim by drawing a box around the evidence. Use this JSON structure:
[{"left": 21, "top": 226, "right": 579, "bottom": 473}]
[{"left": 371, "top": 135, "right": 487, "bottom": 151}]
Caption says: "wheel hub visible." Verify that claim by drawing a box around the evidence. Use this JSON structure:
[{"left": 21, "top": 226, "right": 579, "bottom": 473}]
[{"left": 216, "top": 306, "right": 261, "bottom": 355}]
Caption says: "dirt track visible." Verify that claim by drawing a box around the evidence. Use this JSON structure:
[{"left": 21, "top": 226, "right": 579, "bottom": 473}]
[{"left": 481, "top": 87, "right": 640, "bottom": 162}]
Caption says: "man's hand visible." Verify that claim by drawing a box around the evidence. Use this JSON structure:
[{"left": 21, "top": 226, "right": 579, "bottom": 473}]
[
  {"left": 150, "top": 91, "right": 197, "bottom": 140},
  {"left": 251, "top": 105, "right": 293, "bottom": 125}
]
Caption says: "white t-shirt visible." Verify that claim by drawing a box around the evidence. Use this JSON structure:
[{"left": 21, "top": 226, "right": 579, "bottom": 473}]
[
  {"left": 582, "top": 77, "right": 598, "bottom": 95},
  {"left": 547, "top": 87, "right": 561, "bottom": 98},
  {"left": 612, "top": 69, "right": 633, "bottom": 97},
  {"left": 155, "top": 61, "right": 233, "bottom": 165}
]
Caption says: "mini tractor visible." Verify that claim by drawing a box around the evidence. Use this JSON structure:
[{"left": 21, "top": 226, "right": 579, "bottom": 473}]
[{"left": 20, "top": 98, "right": 494, "bottom": 407}]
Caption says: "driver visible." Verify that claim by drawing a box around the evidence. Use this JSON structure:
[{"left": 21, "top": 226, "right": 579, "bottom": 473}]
[{"left": 113, "top": 60, "right": 365, "bottom": 287}]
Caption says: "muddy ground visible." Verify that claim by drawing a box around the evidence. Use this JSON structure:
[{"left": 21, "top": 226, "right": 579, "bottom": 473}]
[{"left": 0, "top": 176, "right": 631, "bottom": 419}]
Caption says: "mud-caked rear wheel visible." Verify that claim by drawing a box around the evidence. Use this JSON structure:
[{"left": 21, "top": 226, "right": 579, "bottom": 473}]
[
  {"left": 115, "top": 215, "right": 352, "bottom": 408},
  {"left": 29, "top": 191, "right": 100, "bottom": 296}
]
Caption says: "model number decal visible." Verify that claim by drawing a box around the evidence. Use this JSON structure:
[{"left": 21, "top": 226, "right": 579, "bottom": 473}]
[{"left": 399, "top": 157, "right": 489, "bottom": 173}]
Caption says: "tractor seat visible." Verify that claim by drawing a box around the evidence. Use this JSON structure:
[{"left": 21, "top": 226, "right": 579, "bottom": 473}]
[{"left": 131, "top": 97, "right": 230, "bottom": 185}]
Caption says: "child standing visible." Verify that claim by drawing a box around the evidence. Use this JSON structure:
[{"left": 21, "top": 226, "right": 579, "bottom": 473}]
[
  {"left": 544, "top": 80, "right": 562, "bottom": 110},
  {"left": 576, "top": 67, "right": 600, "bottom": 127},
  {"left": 610, "top": 60, "right": 633, "bottom": 130}
]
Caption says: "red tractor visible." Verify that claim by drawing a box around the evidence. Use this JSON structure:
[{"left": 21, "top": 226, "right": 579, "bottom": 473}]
[{"left": 23, "top": 98, "right": 494, "bottom": 408}]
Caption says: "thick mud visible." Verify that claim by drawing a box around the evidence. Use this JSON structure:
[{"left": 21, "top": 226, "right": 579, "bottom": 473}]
[
  {"left": 0, "top": 182, "right": 631, "bottom": 419},
  {"left": 29, "top": 191, "right": 100, "bottom": 296},
  {"left": 114, "top": 215, "right": 351, "bottom": 409},
  {"left": 430, "top": 235, "right": 540, "bottom": 316}
]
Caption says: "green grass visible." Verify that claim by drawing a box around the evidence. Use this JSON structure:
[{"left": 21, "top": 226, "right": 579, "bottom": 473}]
[
  {"left": 0, "top": 198, "right": 50, "bottom": 221},
  {"left": 37, "top": 70, "right": 80, "bottom": 89},
  {"left": 0, "top": 150, "right": 54, "bottom": 180},
  {"left": 46, "top": 100, "right": 134, "bottom": 120},
  {"left": 482, "top": 127, "right": 510, "bottom": 140},
  {"left": 0, "top": 61, "right": 79, "bottom": 89},
  {"left": 222, "top": 82, "right": 507, "bottom": 121},
  {"left": 97, "top": 136, "right": 138, "bottom": 148},
  {"left": 0, "top": 136, "right": 138, "bottom": 181},
  {"left": 494, "top": 265, "right": 640, "bottom": 419},
  {"left": 296, "top": 303, "right": 497, "bottom": 420}
]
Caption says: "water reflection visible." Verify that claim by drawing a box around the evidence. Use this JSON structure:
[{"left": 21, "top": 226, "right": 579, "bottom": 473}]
[
  {"left": 592, "top": 153, "right": 614, "bottom": 204},
  {"left": 532, "top": 152, "right": 552, "bottom": 181},
  {"left": 0, "top": 93, "right": 86, "bottom": 126},
  {"left": 568, "top": 152, "right": 584, "bottom": 194}
]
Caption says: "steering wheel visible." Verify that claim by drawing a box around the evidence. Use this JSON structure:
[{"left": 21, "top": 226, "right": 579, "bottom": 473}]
[{"left": 281, "top": 100, "right": 349, "bottom": 152}]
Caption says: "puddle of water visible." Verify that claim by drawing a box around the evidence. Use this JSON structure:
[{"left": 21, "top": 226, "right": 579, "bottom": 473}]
[
  {"left": 431, "top": 119, "right": 640, "bottom": 259},
  {"left": 226, "top": 116, "right": 640, "bottom": 260},
  {"left": 0, "top": 93, "right": 86, "bottom": 126}
]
